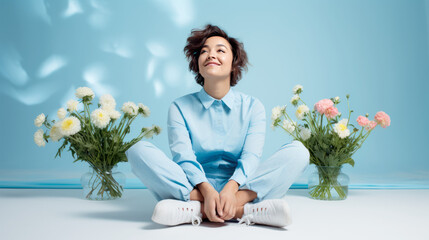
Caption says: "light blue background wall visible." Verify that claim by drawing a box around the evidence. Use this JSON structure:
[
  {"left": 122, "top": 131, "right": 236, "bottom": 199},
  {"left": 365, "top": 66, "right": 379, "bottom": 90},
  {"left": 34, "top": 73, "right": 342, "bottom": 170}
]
[{"left": 1, "top": 0, "right": 428, "bottom": 188}]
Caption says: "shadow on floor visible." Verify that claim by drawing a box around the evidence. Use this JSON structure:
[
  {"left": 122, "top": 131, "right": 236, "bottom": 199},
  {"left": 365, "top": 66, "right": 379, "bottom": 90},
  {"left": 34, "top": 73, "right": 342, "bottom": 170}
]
[
  {"left": 141, "top": 221, "right": 290, "bottom": 230},
  {"left": 72, "top": 190, "right": 157, "bottom": 222}
]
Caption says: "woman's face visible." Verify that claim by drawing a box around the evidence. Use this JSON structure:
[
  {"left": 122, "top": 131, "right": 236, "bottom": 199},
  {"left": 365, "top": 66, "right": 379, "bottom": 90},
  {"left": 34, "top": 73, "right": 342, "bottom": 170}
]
[{"left": 198, "top": 36, "right": 233, "bottom": 83}]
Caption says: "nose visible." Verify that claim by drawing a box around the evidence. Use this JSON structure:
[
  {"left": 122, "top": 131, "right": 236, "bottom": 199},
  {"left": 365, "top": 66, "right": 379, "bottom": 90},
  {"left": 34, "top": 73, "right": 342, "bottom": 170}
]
[{"left": 207, "top": 50, "right": 216, "bottom": 59}]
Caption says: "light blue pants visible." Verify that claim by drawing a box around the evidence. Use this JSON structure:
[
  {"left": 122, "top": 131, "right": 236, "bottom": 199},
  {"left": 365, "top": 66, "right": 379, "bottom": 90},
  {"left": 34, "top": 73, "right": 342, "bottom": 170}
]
[{"left": 126, "top": 140, "right": 310, "bottom": 203}]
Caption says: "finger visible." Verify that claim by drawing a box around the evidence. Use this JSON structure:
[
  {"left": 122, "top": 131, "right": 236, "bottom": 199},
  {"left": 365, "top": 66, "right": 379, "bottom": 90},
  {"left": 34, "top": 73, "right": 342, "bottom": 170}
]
[
  {"left": 222, "top": 201, "right": 230, "bottom": 219},
  {"left": 218, "top": 198, "right": 225, "bottom": 218},
  {"left": 210, "top": 201, "right": 224, "bottom": 223},
  {"left": 221, "top": 203, "right": 231, "bottom": 220},
  {"left": 208, "top": 202, "right": 217, "bottom": 221},
  {"left": 216, "top": 197, "right": 223, "bottom": 218}
]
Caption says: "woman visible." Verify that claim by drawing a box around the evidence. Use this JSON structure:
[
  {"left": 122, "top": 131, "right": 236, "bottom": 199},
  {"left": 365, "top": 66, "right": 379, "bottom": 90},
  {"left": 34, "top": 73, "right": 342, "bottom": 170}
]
[{"left": 126, "top": 24, "right": 310, "bottom": 227}]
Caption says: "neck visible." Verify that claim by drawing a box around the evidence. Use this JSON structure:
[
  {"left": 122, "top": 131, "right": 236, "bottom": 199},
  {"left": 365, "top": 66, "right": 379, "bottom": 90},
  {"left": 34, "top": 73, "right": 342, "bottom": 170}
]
[{"left": 203, "top": 77, "right": 231, "bottom": 100}]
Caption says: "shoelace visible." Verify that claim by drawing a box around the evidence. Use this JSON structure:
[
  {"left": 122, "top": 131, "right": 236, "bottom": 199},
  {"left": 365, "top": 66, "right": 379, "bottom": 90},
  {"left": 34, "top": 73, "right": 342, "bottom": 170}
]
[
  {"left": 191, "top": 214, "right": 202, "bottom": 226},
  {"left": 238, "top": 214, "right": 255, "bottom": 226}
]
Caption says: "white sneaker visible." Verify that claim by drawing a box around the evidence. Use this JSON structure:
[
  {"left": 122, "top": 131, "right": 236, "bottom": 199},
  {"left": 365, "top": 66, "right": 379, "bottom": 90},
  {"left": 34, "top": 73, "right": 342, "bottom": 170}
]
[
  {"left": 238, "top": 199, "right": 292, "bottom": 227},
  {"left": 151, "top": 199, "right": 203, "bottom": 226}
]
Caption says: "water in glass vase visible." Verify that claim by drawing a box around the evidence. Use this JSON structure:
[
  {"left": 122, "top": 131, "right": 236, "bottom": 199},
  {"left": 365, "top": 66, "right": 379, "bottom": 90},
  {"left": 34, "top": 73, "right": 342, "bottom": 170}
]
[
  {"left": 308, "top": 166, "right": 350, "bottom": 200},
  {"left": 80, "top": 166, "right": 126, "bottom": 200}
]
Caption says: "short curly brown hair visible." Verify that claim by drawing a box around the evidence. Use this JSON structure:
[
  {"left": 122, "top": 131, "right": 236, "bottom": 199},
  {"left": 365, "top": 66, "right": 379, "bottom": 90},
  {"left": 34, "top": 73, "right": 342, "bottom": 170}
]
[{"left": 184, "top": 24, "right": 249, "bottom": 87}]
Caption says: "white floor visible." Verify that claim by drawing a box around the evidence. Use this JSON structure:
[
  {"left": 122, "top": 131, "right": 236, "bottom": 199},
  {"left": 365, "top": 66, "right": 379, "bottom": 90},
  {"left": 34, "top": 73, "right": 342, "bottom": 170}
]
[{"left": 1, "top": 189, "right": 428, "bottom": 240}]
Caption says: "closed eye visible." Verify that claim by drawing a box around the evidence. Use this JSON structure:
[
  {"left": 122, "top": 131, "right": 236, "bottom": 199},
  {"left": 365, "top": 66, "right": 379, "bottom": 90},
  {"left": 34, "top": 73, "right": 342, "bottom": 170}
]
[{"left": 200, "top": 49, "right": 225, "bottom": 54}]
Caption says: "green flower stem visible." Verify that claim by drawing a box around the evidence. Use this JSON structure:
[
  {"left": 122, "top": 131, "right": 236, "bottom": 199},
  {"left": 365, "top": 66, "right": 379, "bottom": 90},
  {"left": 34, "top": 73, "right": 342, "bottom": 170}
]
[
  {"left": 280, "top": 112, "right": 301, "bottom": 139},
  {"left": 116, "top": 116, "right": 128, "bottom": 137},
  {"left": 118, "top": 116, "right": 133, "bottom": 141},
  {"left": 280, "top": 125, "right": 300, "bottom": 140},
  {"left": 326, "top": 118, "right": 334, "bottom": 132},
  {"left": 119, "top": 115, "right": 137, "bottom": 140},
  {"left": 107, "top": 119, "right": 117, "bottom": 132},
  {"left": 81, "top": 102, "right": 100, "bottom": 145},
  {"left": 135, "top": 128, "right": 156, "bottom": 142},
  {"left": 83, "top": 102, "right": 94, "bottom": 133},
  {"left": 86, "top": 166, "right": 123, "bottom": 199},
  {"left": 349, "top": 129, "right": 372, "bottom": 156},
  {"left": 346, "top": 96, "right": 352, "bottom": 126},
  {"left": 309, "top": 167, "right": 347, "bottom": 200},
  {"left": 73, "top": 110, "right": 84, "bottom": 122}
]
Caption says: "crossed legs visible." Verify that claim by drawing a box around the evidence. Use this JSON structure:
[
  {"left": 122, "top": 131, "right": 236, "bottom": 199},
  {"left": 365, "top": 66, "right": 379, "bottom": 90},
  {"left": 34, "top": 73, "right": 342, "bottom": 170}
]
[
  {"left": 127, "top": 140, "right": 308, "bottom": 227},
  {"left": 189, "top": 188, "right": 257, "bottom": 219}
]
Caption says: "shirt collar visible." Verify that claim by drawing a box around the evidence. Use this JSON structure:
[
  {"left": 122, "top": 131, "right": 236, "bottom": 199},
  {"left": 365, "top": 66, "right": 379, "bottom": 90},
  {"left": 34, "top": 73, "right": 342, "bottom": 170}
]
[{"left": 197, "top": 87, "right": 235, "bottom": 110}]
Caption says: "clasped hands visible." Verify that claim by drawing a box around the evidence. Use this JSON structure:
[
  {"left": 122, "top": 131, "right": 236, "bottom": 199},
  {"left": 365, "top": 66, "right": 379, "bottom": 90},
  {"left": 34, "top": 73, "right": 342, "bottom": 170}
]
[{"left": 197, "top": 180, "right": 239, "bottom": 223}]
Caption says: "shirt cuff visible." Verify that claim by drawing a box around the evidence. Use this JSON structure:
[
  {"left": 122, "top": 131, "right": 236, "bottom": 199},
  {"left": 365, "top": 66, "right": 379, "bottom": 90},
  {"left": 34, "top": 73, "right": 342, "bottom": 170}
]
[
  {"left": 179, "top": 162, "right": 209, "bottom": 187},
  {"left": 229, "top": 169, "right": 246, "bottom": 187},
  {"left": 189, "top": 175, "right": 209, "bottom": 188}
]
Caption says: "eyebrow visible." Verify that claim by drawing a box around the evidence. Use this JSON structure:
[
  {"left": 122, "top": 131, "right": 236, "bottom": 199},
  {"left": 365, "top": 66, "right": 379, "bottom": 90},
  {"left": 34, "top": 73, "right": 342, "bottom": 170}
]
[{"left": 201, "top": 44, "right": 228, "bottom": 49}]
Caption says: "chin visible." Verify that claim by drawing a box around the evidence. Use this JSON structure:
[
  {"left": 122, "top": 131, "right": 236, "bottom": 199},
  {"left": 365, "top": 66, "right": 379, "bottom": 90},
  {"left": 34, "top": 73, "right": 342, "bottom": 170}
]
[{"left": 203, "top": 71, "right": 227, "bottom": 77}]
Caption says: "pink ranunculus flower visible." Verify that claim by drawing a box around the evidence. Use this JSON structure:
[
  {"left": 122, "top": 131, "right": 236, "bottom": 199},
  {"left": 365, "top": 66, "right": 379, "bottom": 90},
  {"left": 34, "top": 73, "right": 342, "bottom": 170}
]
[
  {"left": 365, "top": 121, "right": 377, "bottom": 131},
  {"left": 325, "top": 106, "right": 339, "bottom": 119},
  {"left": 374, "top": 111, "right": 391, "bottom": 128},
  {"left": 314, "top": 99, "right": 334, "bottom": 115},
  {"left": 356, "top": 116, "right": 370, "bottom": 127}
]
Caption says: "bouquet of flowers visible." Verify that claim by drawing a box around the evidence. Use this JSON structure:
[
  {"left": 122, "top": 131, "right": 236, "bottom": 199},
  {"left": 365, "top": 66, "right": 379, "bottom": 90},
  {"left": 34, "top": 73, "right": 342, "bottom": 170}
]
[
  {"left": 33, "top": 87, "right": 161, "bottom": 200},
  {"left": 271, "top": 85, "right": 390, "bottom": 200}
]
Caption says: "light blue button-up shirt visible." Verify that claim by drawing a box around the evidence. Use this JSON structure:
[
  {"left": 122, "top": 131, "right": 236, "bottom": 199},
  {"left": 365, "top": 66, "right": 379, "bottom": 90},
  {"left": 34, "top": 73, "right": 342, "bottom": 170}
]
[{"left": 167, "top": 87, "right": 266, "bottom": 188}]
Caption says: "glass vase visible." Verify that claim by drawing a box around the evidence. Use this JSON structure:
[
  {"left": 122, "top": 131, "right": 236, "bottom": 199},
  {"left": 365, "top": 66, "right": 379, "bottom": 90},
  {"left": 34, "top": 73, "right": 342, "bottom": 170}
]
[
  {"left": 80, "top": 166, "right": 126, "bottom": 200},
  {"left": 308, "top": 166, "right": 350, "bottom": 200}
]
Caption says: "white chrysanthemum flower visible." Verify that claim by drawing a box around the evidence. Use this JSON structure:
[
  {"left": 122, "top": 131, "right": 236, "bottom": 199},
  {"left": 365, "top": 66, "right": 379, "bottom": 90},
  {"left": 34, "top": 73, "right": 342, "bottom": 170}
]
[
  {"left": 57, "top": 108, "right": 67, "bottom": 119},
  {"left": 290, "top": 95, "right": 300, "bottom": 106},
  {"left": 67, "top": 100, "right": 79, "bottom": 112},
  {"left": 34, "top": 129, "right": 46, "bottom": 147},
  {"left": 293, "top": 84, "right": 303, "bottom": 94},
  {"left": 153, "top": 125, "right": 162, "bottom": 135},
  {"left": 107, "top": 109, "right": 121, "bottom": 120},
  {"left": 99, "top": 94, "right": 116, "bottom": 111},
  {"left": 121, "top": 102, "right": 138, "bottom": 116},
  {"left": 271, "top": 106, "right": 284, "bottom": 121},
  {"left": 295, "top": 104, "right": 310, "bottom": 120},
  {"left": 91, "top": 109, "right": 111, "bottom": 128},
  {"left": 332, "top": 96, "right": 340, "bottom": 104},
  {"left": 145, "top": 129, "right": 154, "bottom": 138},
  {"left": 59, "top": 116, "right": 81, "bottom": 136},
  {"left": 75, "top": 87, "right": 94, "bottom": 99},
  {"left": 49, "top": 122, "right": 63, "bottom": 142},
  {"left": 300, "top": 128, "right": 312, "bottom": 141},
  {"left": 334, "top": 119, "right": 350, "bottom": 139},
  {"left": 138, "top": 103, "right": 151, "bottom": 117},
  {"left": 34, "top": 113, "right": 45, "bottom": 127},
  {"left": 282, "top": 120, "right": 296, "bottom": 133},
  {"left": 271, "top": 119, "right": 277, "bottom": 128}
]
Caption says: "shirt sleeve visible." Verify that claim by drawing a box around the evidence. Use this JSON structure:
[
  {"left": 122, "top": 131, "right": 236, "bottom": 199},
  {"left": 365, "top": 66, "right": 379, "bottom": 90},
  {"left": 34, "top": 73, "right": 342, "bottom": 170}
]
[
  {"left": 167, "top": 102, "right": 209, "bottom": 187},
  {"left": 230, "top": 98, "right": 266, "bottom": 186}
]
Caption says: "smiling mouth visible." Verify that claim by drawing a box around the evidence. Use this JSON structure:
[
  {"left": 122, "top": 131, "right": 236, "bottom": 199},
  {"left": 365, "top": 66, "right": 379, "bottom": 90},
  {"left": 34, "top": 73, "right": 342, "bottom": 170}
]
[{"left": 205, "top": 63, "right": 220, "bottom": 66}]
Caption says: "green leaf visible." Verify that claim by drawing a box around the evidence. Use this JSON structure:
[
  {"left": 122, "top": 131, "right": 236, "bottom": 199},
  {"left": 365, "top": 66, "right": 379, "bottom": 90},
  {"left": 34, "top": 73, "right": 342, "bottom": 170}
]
[{"left": 340, "top": 158, "right": 355, "bottom": 167}]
